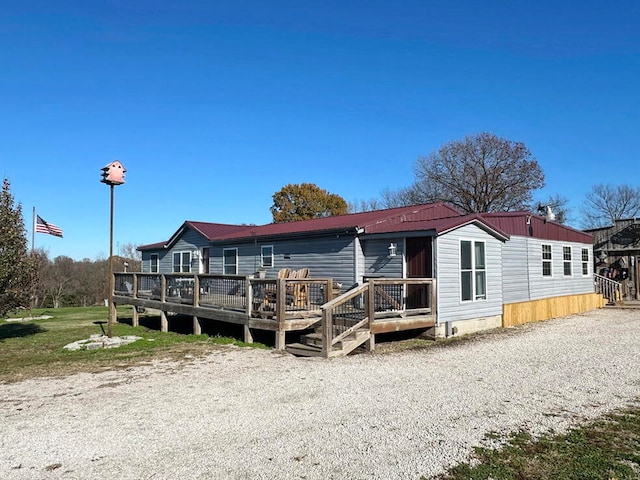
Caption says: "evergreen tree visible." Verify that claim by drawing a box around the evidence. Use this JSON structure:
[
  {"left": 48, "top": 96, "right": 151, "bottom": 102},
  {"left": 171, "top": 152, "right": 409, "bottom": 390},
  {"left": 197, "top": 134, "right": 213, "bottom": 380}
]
[{"left": 0, "top": 178, "right": 37, "bottom": 316}]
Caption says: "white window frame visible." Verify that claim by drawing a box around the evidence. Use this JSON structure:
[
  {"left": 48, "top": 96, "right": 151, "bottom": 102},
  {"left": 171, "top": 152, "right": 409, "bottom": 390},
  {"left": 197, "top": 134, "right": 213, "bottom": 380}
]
[
  {"left": 223, "top": 248, "right": 238, "bottom": 275},
  {"left": 150, "top": 253, "right": 159, "bottom": 273},
  {"left": 261, "top": 245, "right": 274, "bottom": 268},
  {"left": 173, "top": 251, "right": 191, "bottom": 273},
  {"left": 542, "top": 244, "right": 553, "bottom": 277},
  {"left": 581, "top": 248, "right": 590, "bottom": 276},
  {"left": 460, "top": 239, "right": 487, "bottom": 302},
  {"left": 563, "top": 246, "right": 572, "bottom": 276}
]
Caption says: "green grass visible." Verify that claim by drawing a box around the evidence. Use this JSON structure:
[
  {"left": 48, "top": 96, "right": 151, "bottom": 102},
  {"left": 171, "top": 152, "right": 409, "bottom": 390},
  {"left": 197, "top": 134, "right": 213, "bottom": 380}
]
[
  {"left": 432, "top": 405, "right": 640, "bottom": 480},
  {"left": 0, "top": 306, "right": 266, "bottom": 383}
]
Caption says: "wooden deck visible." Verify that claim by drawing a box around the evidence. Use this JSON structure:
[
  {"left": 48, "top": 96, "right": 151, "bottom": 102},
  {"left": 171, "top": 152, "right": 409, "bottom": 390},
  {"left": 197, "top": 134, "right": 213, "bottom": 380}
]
[{"left": 113, "top": 273, "right": 436, "bottom": 356}]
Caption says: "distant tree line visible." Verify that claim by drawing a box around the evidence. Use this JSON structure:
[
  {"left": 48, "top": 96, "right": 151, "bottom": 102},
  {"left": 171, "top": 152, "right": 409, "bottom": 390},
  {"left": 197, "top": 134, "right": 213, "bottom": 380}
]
[{"left": 30, "top": 249, "right": 140, "bottom": 309}]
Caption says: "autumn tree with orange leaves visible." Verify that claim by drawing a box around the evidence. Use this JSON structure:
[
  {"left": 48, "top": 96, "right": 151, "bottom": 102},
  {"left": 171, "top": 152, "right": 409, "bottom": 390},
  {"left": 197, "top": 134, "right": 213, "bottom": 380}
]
[{"left": 270, "top": 183, "right": 348, "bottom": 223}]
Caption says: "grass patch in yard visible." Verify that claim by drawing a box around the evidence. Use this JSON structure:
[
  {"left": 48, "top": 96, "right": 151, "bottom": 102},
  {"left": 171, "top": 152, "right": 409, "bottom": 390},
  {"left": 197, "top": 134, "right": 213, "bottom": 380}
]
[
  {"left": 432, "top": 404, "right": 640, "bottom": 480},
  {"left": 0, "top": 306, "right": 266, "bottom": 383}
]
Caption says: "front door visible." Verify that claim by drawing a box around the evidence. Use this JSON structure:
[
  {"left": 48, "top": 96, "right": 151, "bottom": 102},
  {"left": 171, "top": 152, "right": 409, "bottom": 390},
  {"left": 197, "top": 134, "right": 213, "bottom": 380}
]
[{"left": 406, "top": 237, "right": 433, "bottom": 308}]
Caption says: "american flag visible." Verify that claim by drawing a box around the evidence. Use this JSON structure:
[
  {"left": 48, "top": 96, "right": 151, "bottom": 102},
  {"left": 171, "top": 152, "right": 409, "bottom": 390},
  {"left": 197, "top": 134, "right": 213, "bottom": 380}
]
[{"left": 36, "top": 215, "right": 63, "bottom": 238}]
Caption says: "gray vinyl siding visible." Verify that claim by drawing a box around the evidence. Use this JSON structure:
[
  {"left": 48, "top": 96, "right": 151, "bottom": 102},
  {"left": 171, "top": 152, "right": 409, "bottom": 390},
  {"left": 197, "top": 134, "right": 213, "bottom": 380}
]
[
  {"left": 354, "top": 237, "right": 365, "bottom": 284},
  {"left": 363, "top": 237, "right": 404, "bottom": 279},
  {"left": 141, "top": 250, "right": 163, "bottom": 273},
  {"left": 141, "top": 229, "right": 210, "bottom": 273},
  {"left": 521, "top": 239, "right": 595, "bottom": 301},
  {"left": 212, "top": 234, "right": 358, "bottom": 288},
  {"left": 501, "top": 236, "right": 532, "bottom": 303},
  {"left": 436, "top": 224, "right": 503, "bottom": 323}
]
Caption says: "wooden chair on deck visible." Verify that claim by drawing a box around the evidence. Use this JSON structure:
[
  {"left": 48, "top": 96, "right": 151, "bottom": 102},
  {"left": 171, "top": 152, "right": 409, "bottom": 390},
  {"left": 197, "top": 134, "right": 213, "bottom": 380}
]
[{"left": 291, "top": 268, "right": 310, "bottom": 308}]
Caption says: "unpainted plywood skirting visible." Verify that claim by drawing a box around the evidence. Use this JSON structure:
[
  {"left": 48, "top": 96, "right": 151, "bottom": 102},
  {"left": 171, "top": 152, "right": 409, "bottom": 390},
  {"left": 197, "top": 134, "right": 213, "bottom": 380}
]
[{"left": 503, "top": 293, "right": 606, "bottom": 327}]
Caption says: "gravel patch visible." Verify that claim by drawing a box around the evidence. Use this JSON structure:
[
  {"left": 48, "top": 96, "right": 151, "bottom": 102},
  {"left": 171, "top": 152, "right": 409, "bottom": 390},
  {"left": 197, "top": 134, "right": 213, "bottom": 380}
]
[{"left": 1, "top": 308, "right": 639, "bottom": 479}]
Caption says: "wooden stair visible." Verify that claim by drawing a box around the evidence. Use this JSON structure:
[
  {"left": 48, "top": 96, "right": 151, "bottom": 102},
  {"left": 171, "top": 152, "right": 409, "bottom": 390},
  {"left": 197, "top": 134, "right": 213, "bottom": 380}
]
[{"left": 285, "top": 328, "right": 371, "bottom": 358}]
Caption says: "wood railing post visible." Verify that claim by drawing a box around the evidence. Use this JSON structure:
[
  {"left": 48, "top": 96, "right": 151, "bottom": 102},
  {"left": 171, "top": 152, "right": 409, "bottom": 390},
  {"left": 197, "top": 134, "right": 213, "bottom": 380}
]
[
  {"left": 367, "top": 280, "right": 376, "bottom": 327},
  {"left": 322, "top": 307, "right": 332, "bottom": 358},
  {"left": 132, "top": 273, "right": 138, "bottom": 299},
  {"left": 275, "top": 278, "right": 287, "bottom": 350},
  {"left": 431, "top": 279, "right": 437, "bottom": 318},
  {"left": 193, "top": 275, "right": 200, "bottom": 307},
  {"left": 245, "top": 277, "right": 254, "bottom": 316},
  {"left": 160, "top": 275, "right": 168, "bottom": 332}
]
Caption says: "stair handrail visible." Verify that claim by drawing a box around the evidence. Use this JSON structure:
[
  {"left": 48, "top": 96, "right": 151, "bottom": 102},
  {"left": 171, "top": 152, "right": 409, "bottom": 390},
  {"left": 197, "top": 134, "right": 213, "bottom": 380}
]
[
  {"left": 593, "top": 273, "right": 621, "bottom": 304},
  {"left": 321, "top": 283, "right": 370, "bottom": 358}
]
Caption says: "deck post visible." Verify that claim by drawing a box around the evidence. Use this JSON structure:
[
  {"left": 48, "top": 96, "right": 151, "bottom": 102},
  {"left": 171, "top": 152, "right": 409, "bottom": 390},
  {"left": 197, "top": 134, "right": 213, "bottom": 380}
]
[
  {"left": 366, "top": 333, "right": 375, "bottom": 351},
  {"left": 431, "top": 279, "right": 437, "bottom": 319},
  {"left": 367, "top": 280, "right": 375, "bottom": 329},
  {"left": 160, "top": 310, "right": 168, "bottom": 332},
  {"left": 132, "top": 273, "right": 138, "bottom": 299},
  {"left": 245, "top": 277, "right": 253, "bottom": 316},
  {"left": 193, "top": 275, "right": 200, "bottom": 307},
  {"left": 132, "top": 305, "right": 139, "bottom": 327},
  {"left": 321, "top": 308, "right": 332, "bottom": 358},
  {"left": 275, "top": 278, "right": 287, "bottom": 350},
  {"left": 193, "top": 316, "right": 201, "bottom": 335},
  {"left": 244, "top": 325, "right": 254, "bottom": 344}
]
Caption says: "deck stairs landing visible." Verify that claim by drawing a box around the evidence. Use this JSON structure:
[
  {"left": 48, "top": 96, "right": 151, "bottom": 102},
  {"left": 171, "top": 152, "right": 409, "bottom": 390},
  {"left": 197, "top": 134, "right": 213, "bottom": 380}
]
[{"left": 285, "top": 325, "right": 371, "bottom": 358}]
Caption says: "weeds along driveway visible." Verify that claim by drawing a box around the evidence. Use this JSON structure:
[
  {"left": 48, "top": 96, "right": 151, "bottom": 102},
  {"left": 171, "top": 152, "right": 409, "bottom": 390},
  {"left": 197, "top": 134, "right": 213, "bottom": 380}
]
[{"left": 1, "top": 308, "right": 639, "bottom": 480}]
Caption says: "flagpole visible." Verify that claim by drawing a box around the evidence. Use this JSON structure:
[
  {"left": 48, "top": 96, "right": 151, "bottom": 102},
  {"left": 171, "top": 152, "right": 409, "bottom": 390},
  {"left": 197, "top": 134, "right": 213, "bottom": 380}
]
[{"left": 32, "top": 207, "right": 36, "bottom": 253}]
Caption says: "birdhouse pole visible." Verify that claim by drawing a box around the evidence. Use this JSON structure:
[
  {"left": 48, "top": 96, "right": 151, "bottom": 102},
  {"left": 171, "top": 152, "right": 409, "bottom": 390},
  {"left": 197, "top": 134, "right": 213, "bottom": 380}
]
[
  {"left": 100, "top": 161, "right": 127, "bottom": 338},
  {"left": 108, "top": 184, "right": 115, "bottom": 336}
]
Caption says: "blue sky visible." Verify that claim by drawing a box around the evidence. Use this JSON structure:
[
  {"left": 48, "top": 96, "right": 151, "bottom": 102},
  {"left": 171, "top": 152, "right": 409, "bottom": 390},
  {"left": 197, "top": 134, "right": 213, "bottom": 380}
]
[{"left": 2, "top": 1, "right": 639, "bottom": 260}]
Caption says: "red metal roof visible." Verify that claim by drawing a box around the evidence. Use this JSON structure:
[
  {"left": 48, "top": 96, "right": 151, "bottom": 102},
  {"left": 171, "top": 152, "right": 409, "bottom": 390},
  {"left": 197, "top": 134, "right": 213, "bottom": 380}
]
[
  {"left": 141, "top": 204, "right": 591, "bottom": 249},
  {"left": 186, "top": 221, "right": 252, "bottom": 240},
  {"left": 480, "top": 212, "right": 592, "bottom": 243},
  {"left": 214, "top": 203, "right": 462, "bottom": 241},
  {"left": 137, "top": 222, "right": 253, "bottom": 250},
  {"left": 137, "top": 241, "right": 167, "bottom": 251},
  {"left": 368, "top": 213, "right": 510, "bottom": 240}
]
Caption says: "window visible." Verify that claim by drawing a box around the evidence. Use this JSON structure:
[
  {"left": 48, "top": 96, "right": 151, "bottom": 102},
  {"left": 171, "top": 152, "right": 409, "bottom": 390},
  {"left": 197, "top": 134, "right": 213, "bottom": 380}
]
[
  {"left": 261, "top": 245, "right": 274, "bottom": 268},
  {"left": 223, "top": 248, "right": 238, "bottom": 275},
  {"left": 150, "top": 254, "right": 159, "bottom": 273},
  {"left": 581, "top": 248, "right": 590, "bottom": 275},
  {"left": 542, "top": 244, "right": 552, "bottom": 277},
  {"left": 460, "top": 240, "right": 486, "bottom": 301},
  {"left": 172, "top": 251, "right": 191, "bottom": 273},
  {"left": 563, "top": 246, "right": 572, "bottom": 276}
]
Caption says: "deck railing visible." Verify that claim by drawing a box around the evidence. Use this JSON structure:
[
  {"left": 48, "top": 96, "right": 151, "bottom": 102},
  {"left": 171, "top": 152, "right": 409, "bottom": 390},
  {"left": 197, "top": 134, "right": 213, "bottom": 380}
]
[
  {"left": 113, "top": 272, "right": 332, "bottom": 319},
  {"left": 593, "top": 273, "right": 621, "bottom": 305},
  {"left": 320, "top": 278, "right": 436, "bottom": 357}
]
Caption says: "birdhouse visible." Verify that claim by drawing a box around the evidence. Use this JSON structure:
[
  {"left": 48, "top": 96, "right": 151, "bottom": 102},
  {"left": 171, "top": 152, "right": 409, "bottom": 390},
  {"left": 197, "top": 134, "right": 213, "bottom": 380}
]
[{"left": 100, "top": 161, "right": 126, "bottom": 185}]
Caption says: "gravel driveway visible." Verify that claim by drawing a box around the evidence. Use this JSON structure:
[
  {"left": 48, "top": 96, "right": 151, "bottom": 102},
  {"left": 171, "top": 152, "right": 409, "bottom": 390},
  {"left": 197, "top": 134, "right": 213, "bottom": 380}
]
[{"left": 1, "top": 308, "right": 639, "bottom": 480}]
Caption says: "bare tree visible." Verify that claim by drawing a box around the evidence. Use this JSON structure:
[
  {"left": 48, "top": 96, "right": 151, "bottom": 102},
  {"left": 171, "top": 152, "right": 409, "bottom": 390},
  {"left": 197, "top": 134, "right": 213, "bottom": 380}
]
[
  {"left": 43, "top": 256, "right": 75, "bottom": 308},
  {"left": 118, "top": 242, "right": 142, "bottom": 272},
  {"left": 408, "top": 133, "right": 544, "bottom": 213},
  {"left": 349, "top": 187, "right": 418, "bottom": 213},
  {"left": 581, "top": 184, "right": 640, "bottom": 228}
]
